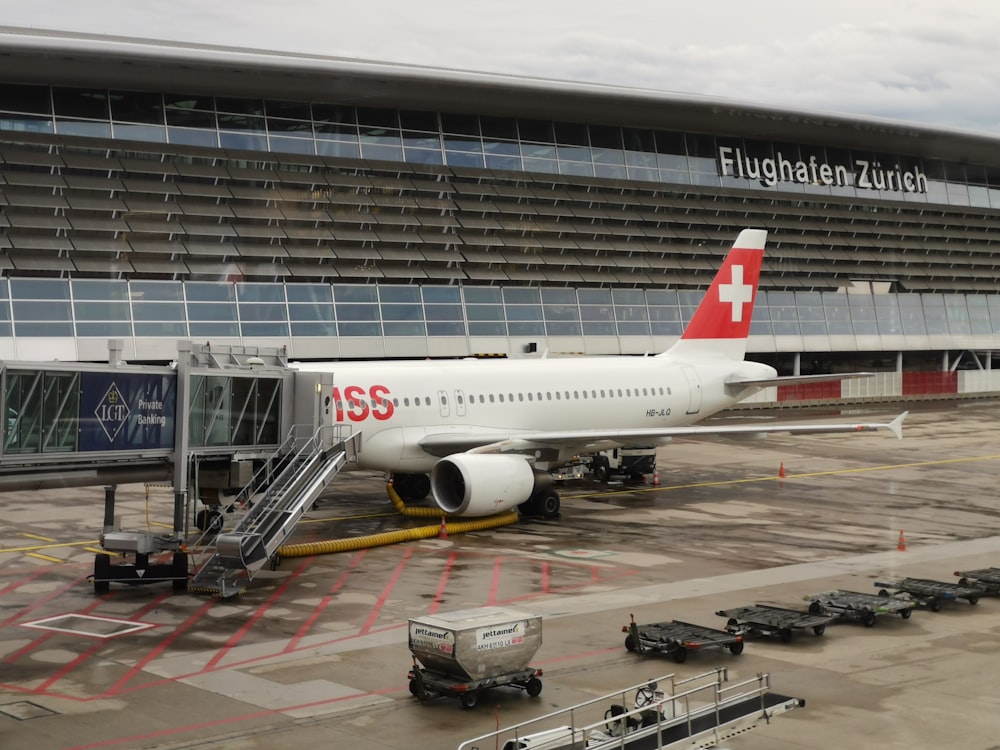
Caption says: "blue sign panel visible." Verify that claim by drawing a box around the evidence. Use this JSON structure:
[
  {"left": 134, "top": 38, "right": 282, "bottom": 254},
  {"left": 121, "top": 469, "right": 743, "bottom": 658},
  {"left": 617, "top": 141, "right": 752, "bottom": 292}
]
[{"left": 79, "top": 372, "right": 176, "bottom": 451}]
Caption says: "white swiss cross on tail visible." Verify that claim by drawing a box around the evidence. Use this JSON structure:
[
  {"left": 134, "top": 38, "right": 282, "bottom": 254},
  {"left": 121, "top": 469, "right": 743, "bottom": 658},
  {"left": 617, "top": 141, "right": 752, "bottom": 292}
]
[
  {"left": 718, "top": 264, "right": 753, "bottom": 323},
  {"left": 664, "top": 228, "right": 766, "bottom": 361}
]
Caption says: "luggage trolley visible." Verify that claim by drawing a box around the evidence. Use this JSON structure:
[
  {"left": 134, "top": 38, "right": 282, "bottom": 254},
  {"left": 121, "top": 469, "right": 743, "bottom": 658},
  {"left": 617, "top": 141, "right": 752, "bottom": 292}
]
[
  {"left": 954, "top": 567, "right": 1000, "bottom": 595},
  {"left": 873, "top": 577, "right": 984, "bottom": 611},
  {"left": 622, "top": 614, "right": 744, "bottom": 663},
  {"left": 806, "top": 589, "right": 914, "bottom": 626},
  {"left": 716, "top": 604, "right": 835, "bottom": 642}
]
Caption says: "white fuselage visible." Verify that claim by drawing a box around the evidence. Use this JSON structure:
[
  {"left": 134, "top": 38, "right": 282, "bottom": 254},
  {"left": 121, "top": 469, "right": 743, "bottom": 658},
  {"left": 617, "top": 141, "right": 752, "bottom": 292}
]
[{"left": 298, "top": 354, "right": 775, "bottom": 473}]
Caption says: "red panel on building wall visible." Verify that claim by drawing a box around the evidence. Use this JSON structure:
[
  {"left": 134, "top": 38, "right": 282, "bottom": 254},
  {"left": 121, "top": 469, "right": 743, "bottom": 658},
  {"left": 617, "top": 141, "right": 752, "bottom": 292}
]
[
  {"left": 776, "top": 381, "right": 842, "bottom": 402},
  {"left": 901, "top": 371, "right": 958, "bottom": 395}
]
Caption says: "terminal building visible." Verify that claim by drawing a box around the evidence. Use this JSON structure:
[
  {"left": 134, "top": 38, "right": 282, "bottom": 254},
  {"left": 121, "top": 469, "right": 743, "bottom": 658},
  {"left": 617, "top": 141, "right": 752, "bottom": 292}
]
[
  {"left": 1, "top": 26, "right": 997, "bottom": 593},
  {"left": 0, "top": 27, "right": 999, "bottom": 390}
]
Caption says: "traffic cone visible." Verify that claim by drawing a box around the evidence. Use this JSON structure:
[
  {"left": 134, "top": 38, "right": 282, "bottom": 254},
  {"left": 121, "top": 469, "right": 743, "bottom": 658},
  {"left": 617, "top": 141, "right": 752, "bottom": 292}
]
[
  {"left": 778, "top": 462, "right": 786, "bottom": 478},
  {"left": 897, "top": 530, "right": 906, "bottom": 552},
  {"left": 439, "top": 516, "right": 448, "bottom": 539},
  {"left": 652, "top": 469, "right": 660, "bottom": 487}
]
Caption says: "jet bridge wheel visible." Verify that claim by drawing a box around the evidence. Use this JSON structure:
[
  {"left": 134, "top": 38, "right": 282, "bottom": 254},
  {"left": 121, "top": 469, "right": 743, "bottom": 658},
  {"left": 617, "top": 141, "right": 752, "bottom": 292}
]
[
  {"left": 171, "top": 552, "right": 188, "bottom": 592},
  {"left": 93, "top": 553, "right": 111, "bottom": 594}
]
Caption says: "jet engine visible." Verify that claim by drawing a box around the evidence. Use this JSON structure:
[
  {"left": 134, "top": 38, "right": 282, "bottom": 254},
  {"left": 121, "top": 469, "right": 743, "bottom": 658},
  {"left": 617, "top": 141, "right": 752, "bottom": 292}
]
[{"left": 430, "top": 454, "right": 539, "bottom": 516}]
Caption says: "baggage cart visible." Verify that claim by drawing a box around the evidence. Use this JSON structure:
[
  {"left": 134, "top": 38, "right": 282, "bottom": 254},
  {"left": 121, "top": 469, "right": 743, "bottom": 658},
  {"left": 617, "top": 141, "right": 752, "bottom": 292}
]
[
  {"left": 806, "top": 589, "right": 913, "bottom": 626},
  {"left": 954, "top": 567, "right": 1000, "bottom": 595},
  {"left": 873, "top": 577, "right": 984, "bottom": 611},
  {"left": 716, "top": 603, "right": 834, "bottom": 641},
  {"left": 407, "top": 606, "right": 543, "bottom": 709},
  {"left": 622, "top": 613, "right": 743, "bottom": 663}
]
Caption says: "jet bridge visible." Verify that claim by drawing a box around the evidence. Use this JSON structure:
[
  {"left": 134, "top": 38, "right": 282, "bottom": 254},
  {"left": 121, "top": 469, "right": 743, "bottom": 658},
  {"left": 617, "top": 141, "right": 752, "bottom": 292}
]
[{"left": 0, "top": 338, "right": 356, "bottom": 594}]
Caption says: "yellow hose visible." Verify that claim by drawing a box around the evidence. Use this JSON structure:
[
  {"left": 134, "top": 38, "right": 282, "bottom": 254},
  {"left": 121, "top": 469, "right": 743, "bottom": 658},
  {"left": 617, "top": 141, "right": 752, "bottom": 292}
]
[{"left": 277, "top": 483, "right": 519, "bottom": 558}]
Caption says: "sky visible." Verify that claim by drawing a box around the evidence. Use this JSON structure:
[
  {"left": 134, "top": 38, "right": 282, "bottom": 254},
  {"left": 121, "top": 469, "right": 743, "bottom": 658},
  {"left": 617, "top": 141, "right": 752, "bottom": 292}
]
[{"left": 2, "top": 0, "right": 999, "bottom": 135}]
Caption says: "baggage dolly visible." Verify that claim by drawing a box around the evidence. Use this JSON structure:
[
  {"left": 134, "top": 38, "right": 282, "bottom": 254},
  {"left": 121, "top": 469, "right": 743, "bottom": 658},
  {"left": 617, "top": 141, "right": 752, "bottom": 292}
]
[
  {"left": 954, "top": 567, "right": 1000, "bottom": 595},
  {"left": 873, "top": 577, "right": 984, "bottom": 611},
  {"left": 716, "top": 604, "right": 834, "bottom": 642},
  {"left": 408, "top": 658, "right": 543, "bottom": 710},
  {"left": 622, "top": 613, "right": 744, "bottom": 663},
  {"left": 806, "top": 589, "right": 914, "bottom": 626}
]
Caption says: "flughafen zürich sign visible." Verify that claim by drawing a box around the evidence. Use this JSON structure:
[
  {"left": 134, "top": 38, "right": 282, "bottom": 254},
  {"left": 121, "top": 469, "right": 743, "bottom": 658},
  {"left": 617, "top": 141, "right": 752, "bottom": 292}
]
[{"left": 718, "top": 146, "right": 928, "bottom": 193}]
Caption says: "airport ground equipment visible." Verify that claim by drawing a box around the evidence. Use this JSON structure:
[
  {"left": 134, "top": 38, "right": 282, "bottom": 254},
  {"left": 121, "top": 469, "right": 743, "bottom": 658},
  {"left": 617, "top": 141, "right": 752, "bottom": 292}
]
[
  {"left": 716, "top": 604, "right": 834, "bottom": 641},
  {"left": 954, "top": 567, "right": 1000, "bottom": 595},
  {"left": 622, "top": 613, "right": 743, "bottom": 663},
  {"left": 189, "top": 424, "right": 360, "bottom": 597},
  {"left": 457, "top": 668, "right": 805, "bottom": 750},
  {"left": 408, "top": 606, "right": 543, "bottom": 709},
  {"left": 806, "top": 589, "right": 914, "bottom": 625},
  {"left": 873, "top": 577, "right": 984, "bottom": 611}
]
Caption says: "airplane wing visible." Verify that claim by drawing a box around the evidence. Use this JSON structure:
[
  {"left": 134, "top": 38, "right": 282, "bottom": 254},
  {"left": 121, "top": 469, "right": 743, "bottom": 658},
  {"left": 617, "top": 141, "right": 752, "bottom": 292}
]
[
  {"left": 726, "top": 372, "right": 875, "bottom": 391},
  {"left": 418, "top": 411, "right": 907, "bottom": 457}
]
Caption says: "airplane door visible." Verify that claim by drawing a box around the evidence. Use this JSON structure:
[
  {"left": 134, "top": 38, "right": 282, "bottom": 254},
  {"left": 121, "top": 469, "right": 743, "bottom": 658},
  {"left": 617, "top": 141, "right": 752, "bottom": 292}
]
[
  {"left": 437, "top": 389, "right": 450, "bottom": 418},
  {"left": 681, "top": 365, "right": 702, "bottom": 415},
  {"left": 455, "top": 389, "right": 466, "bottom": 417}
]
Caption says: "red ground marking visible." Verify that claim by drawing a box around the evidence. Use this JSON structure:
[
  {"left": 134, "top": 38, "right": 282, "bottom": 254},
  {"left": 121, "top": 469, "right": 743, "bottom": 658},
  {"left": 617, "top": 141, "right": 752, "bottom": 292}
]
[
  {"left": 104, "top": 598, "right": 216, "bottom": 696},
  {"left": 284, "top": 549, "right": 368, "bottom": 653},
  {"left": 203, "top": 556, "right": 312, "bottom": 672},
  {"left": 0, "top": 572, "right": 88, "bottom": 628},
  {"left": 0, "top": 566, "right": 50, "bottom": 596},
  {"left": 540, "top": 561, "right": 550, "bottom": 593},
  {"left": 487, "top": 556, "right": 503, "bottom": 604},
  {"left": 427, "top": 551, "right": 457, "bottom": 615},
  {"left": 4, "top": 592, "right": 106, "bottom": 664},
  {"left": 358, "top": 547, "right": 414, "bottom": 635},
  {"left": 36, "top": 591, "right": 171, "bottom": 691}
]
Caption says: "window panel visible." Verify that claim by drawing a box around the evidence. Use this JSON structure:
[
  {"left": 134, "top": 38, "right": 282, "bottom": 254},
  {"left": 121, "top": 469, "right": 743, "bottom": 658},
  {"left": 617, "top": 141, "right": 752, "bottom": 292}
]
[
  {"left": 286, "top": 284, "right": 332, "bottom": 303},
  {"left": 0, "top": 84, "right": 51, "bottom": 114},
  {"left": 52, "top": 87, "right": 109, "bottom": 119}
]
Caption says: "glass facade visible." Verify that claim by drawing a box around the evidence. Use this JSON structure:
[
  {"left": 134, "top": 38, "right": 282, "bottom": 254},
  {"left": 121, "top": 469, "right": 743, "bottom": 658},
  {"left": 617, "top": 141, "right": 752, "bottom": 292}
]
[
  {"left": 2, "top": 83, "right": 1000, "bottom": 207},
  {"left": 0, "top": 278, "right": 991, "bottom": 340}
]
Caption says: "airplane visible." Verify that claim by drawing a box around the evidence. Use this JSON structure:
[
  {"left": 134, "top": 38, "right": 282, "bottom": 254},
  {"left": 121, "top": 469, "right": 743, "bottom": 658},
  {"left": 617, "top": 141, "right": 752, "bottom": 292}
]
[{"left": 295, "top": 229, "right": 905, "bottom": 519}]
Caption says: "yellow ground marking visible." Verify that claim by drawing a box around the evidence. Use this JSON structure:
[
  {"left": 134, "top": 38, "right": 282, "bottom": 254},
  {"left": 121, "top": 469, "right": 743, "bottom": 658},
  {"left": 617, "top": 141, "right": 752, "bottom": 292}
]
[
  {"left": 26, "top": 552, "right": 63, "bottom": 563},
  {"left": 20, "top": 532, "right": 55, "bottom": 542}
]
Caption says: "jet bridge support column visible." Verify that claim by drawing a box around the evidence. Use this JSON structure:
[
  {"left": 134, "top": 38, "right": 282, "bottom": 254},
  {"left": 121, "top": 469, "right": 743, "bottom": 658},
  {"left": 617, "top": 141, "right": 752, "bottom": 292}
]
[{"left": 102, "top": 485, "right": 116, "bottom": 533}]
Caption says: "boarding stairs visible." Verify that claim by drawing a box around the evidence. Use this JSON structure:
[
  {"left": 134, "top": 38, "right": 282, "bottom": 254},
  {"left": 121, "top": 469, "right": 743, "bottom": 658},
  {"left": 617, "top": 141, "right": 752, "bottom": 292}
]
[{"left": 191, "top": 424, "right": 361, "bottom": 597}]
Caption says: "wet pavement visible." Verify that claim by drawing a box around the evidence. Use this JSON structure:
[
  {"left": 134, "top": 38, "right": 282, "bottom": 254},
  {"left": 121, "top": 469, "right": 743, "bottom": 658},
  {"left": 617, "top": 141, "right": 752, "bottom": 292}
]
[{"left": 2, "top": 402, "right": 1000, "bottom": 748}]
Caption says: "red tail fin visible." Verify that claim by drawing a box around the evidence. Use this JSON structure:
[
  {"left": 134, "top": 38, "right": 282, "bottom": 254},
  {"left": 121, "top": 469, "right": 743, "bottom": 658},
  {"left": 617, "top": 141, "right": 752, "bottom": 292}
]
[
  {"left": 660, "top": 229, "right": 766, "bottom": 360},
  {"left": 682, "top": 229, "right": 765, "bottom": 341}
]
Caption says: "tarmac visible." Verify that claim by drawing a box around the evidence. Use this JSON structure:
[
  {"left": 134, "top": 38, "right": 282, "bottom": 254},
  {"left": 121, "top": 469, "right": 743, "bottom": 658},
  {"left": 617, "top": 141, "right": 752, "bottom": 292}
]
[{"left": 2, "top": 401, "right": 1000, "bottom": 749}]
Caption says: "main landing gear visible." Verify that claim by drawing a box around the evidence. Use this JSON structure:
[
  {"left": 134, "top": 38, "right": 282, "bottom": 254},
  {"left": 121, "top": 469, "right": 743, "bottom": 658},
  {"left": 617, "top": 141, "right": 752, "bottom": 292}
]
[{"left": 519, "top": 488, "right": 561, "bottom": 519}]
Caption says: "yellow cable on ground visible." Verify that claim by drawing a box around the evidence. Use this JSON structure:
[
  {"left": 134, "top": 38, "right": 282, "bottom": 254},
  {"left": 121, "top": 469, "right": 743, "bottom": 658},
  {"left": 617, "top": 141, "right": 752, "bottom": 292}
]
[{"left": 277, "top": 484, "right": 519, "bottom": 558}]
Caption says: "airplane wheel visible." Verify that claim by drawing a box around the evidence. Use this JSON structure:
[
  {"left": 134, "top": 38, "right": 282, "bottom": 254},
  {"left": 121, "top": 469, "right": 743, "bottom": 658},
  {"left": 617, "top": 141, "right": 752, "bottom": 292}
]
[
  {"left": 195, "top": 509, "right": 223, "bottom": 532},
  {"left": 539, "top": 491, "right": 560, "bottom": 518}
]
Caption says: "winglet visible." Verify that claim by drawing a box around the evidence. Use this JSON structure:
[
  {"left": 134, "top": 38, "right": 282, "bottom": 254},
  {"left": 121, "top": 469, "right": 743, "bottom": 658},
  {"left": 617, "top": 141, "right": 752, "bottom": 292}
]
[{"left": 887, "top": 411, "right": 907, "bottom": 440}]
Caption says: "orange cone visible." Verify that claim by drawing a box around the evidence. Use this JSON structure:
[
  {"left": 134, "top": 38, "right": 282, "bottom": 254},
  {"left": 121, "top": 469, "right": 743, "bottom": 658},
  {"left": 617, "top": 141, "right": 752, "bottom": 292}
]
[
  {"left": 652, "top": 469, "right": 660, "bottom": 486},
  {"left": 897, "top": 530, "right": 906, "bottom": 552},
  {"left": 779, "top": 462, "right": 786, "bottom": 478},
  {"left": 439, "top": 516, "right": 448, "bottom": 539}
]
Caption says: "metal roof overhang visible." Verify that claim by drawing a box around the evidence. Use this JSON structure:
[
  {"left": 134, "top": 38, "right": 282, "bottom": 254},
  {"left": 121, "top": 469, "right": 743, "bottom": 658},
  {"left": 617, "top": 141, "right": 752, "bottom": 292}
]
[{"left": 1, "top": 26, "right": 999, "bottom": 164}]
